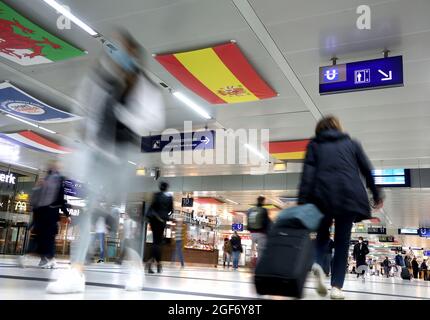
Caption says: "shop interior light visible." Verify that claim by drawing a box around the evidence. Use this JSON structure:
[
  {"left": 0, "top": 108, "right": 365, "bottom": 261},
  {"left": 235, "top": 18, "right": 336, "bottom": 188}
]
[
  {"left": 244, "top": 143, "right": 266, "bottom": 160},
  {"left": 43, "top": 0, "right": 98, "bottom": 36},
  {"left": 172, "top": 91, "right": 212, "bottom": 120},
  {"left": 136, "top": 168, "right": 146, "bottom": 176},
  {"left": 273, "top": 163, "right": 287, "bottom": 171}
]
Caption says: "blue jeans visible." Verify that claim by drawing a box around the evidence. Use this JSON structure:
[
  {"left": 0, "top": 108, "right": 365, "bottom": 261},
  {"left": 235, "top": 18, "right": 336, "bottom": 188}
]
[
  {"left": 172, "top": 240, "right": 185, "bottom": 267},
  {"left": 315, "top": 214, "right": 355, "bottom": 289},
  {"left": 232, "top": 251, "right": 240, "bottom": 269},
  {"left": 97, "top": 233, "right": 105, "bottom": 260}
]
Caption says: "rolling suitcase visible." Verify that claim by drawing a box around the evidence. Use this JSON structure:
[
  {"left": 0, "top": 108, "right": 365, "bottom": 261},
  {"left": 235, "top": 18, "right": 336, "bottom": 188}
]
[
  {"left": 254, "top": 226, "right": 314, "bottom": 298},
  {"left": 401, "top": 267, "right": 411, "bottom": 280}
]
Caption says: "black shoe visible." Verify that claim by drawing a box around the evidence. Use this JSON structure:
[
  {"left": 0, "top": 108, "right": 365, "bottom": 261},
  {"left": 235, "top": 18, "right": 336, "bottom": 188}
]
[
  {"left": 97, "top": 259, "right": 104, "bottom": 263},
  {"left": 146, "top": 264, "right": 155, "bottom": 274},
  {"left": 157, "top": 264, "right": 162, "bottom": 273}
]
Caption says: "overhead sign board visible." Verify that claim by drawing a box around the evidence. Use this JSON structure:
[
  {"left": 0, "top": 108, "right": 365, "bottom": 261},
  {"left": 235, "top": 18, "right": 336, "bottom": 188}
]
[
  {"left": 141, "top": 130, "right": 215, "bottom": 153},
  {"left": 379, "top": 236, "right": 395, "bottom": 242},
  {"left": 319, "top": 56, "right": 403, "bottom": 95},
  {"left": 398, "top": 228, "right": 419, "bottom": 235},
  {"left": 419, "top": 228, "right": 430, "bottom": 238},
  {"left": 181, "top": 197, "right": 194, "bottom": 208},
  {"left": 232, "top": 223, "right": 244, "bottom": 232},
  {"left": 368, "top": 226, "right": 386, "bottom": 235}
]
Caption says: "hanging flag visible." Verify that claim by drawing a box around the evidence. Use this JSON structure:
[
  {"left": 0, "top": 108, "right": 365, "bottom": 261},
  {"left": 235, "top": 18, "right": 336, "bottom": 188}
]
[
  {"left": 267, "top": 140, "right": 310, "bottom": 161},
  {"left": 0, "top": 82, "right": 80, "bottom": 123},
  {"left": 0, "top": 1, "right": 85, "bottom": 66},
  {"left": 0, "top": 130, "right": 71, "bottom": 154},
  {"left": 155, "top": 42, "right": 277, "bottom": 104}
]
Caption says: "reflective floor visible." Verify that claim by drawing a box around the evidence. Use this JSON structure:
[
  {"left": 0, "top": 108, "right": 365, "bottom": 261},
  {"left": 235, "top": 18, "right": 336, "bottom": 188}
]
[{"left": 0, "top": 257, "right": 429, "bottom": 300}]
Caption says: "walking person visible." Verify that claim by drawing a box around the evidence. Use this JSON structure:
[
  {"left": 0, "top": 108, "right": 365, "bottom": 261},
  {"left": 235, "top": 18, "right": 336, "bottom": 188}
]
[
  {"left": 146, "top": 181, "right": 173, "bottom": 274},
  {"left": 118, "top": 212, "right": 138, "bottom": 265},
  {"left": 230, "top": 231, "right": 243, "bottom": 270},
  {"left": 247, "top": 196, "right": 271, "bottom": 264},
  {"left": 47, "top": 29, "right": 164, "bottom": 294},
  {"left": 298, "top": 116, "right": 383, "bottom": 299},
  {"left": 421, "top": 260, "right": 428, "bottom": 280},
  {"left": 94, "top": 216, "right": 107, "bottom": 263},
  {"left": 353, "top": 237, "right": 369, "bottom": 280},
  {"left": 382, "top": 257, "right": 391, "bottom": 278},
  {"left": 322, "top": 237, "right": 335, "bottom": 277},
  {"left": 171, "top": 216, "right": 185, "bottom": 268},
  {"left": 222, "top": 238, "right": 232, "bottom": 268},
  {"left": 395, "top": 251, "right": 405, "bottom": 277}
]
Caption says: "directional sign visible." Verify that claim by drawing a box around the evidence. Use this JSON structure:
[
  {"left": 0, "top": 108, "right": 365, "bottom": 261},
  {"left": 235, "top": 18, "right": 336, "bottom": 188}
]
[
  {"left": 181, "top": 197, "right": 194, "bottom": 208},
  {"left": 319, "top": 56, "right": 403, "bottom": 95},
  {"left": 141, "top": 130, "right": 215, "bottom": 153}
]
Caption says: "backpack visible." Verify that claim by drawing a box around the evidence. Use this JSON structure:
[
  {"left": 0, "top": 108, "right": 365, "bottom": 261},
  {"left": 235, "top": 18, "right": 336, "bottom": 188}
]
[{"left": 247, "top": 206, "right": 266, "bottom": 231}]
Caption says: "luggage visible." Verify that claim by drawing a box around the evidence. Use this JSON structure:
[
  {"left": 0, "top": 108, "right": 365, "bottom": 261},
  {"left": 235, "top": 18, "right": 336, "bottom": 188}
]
[
  {"left": 276, "top": 204, "right": 323, "bottom": 231},
  {"left": 401, "top": 267, "right": 411, "bottom": 280},
  {"left": 254, "top": 226, "right": 314, "bottom": 298}
]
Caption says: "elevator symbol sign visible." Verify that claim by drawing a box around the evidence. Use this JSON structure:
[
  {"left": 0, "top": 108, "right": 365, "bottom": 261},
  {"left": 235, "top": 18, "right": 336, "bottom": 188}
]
[
  {"left": 354, "top": 69, "right": 370, "bottom": 84},
  {"left": 319, "top": 56, "right": 403, "bottom": 95}
]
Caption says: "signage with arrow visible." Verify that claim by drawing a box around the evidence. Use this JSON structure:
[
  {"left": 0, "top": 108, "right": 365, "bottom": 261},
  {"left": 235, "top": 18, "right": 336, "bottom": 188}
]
[
  {"left": 319, "top": 56, "right": 403, "bottom": 94},
  {"left": 141, "top": 130, "right": 216, "bottom": 153}
]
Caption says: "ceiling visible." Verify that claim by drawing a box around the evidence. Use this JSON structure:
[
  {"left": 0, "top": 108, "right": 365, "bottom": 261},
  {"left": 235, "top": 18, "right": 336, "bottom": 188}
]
[{"left": 1, "top": 0, "right": 430, "bottom": 230}]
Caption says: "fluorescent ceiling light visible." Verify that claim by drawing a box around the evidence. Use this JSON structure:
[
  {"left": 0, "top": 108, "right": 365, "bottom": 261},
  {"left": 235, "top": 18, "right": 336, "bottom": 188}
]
[
  {"left": 8, "top": 162, "right": 38, "bottom": 171},
  {"left": 244, "top": 143, "right": 266, "bottom": 160},
  {"left": 6, "top": 114, "right": 57, "bottom": 134},
  {"left": 225, "top": 198, "right": 239, "bottom": 205},
  {"left": 38, "top": 126, "right": 57, "bottom": 134},
  {"left": 6, "top": 114, "right": 38, "bottom": 128},
  {"left": 128, "top": 161, "right": 137, "bottom": 166},
  {"left": 43, "top": 0, "right": 98, "bottom": 36},
  {"left": 173, "top": 91, "right": 212, "bottom": 120}
]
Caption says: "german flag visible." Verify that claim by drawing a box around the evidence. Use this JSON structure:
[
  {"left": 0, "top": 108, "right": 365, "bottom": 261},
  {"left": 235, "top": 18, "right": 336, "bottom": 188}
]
[
  {"left": 155, "top": 42, "right": 277, "bottom": 104},
  {"left": 267, "top": 140, "right": 310, "bottom": 161}
]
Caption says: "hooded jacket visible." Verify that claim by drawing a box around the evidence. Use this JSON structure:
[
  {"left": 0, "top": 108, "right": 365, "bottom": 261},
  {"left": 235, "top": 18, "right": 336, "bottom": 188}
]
[{"left": 298, "top": 129, "right": 381, "bottom": 222}]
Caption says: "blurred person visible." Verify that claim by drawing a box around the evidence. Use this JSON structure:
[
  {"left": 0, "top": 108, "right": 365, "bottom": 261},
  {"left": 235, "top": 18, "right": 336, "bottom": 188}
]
[
  {"left": 146, "top": 181, "right": 173, "bottom": 274},
  {"left": 46, "top": 29, "right": 162, "bottom": 294},
  {"left": 171, "top": 216, "right": 185, "bottom": 268},
  {"left": 19, "top": 161, "right": 70, "bottom": 269},
  {"left": 322, "top": 236, "right": 335, "bottom": 277},
  {"left": 94, "top": 216, "right": 107, "bottom": 263},
  {"left": 382, "top": 257, "right": 391, "bottom": 278},
  {"left": 118, "top": 212, "right": 138, "bottom": 265},
  {"left": 405, "top": 255, "right": 412, "bottom": 274},
  {"left": 408, "top": 247, "right": 415, "bottom": 258},
  {"left": 421, "top": 259, "right": 428, "bottom": 280},
  {"left": 412, "top": 257, "right": 419, "bottom": 279},
  {"left": 230, "top": 231, "right": 243, "bottom": 270},
  {"left": 395, "top": 251, "right": 405, "bottom": 277},
  {"left": 247, "top": 196, "right": 271, "bottom": 265},
  {"left": 298, "top": 116, "right": 383, "bottom": 299},
  {"left": 223, "top": 238, "right": 232, "bottom": 268},
  {"left": 353, "top": 237, "right": 369, "bottom": 280}
]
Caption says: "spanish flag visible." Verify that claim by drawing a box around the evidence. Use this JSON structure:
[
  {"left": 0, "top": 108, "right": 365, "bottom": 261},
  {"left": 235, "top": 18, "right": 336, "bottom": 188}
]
[
  {"left": 267, "top": 140, "right": 310, "bottom": 161},
  {"left": 155, "top": 43, "right": 277, "bottom": 104}
]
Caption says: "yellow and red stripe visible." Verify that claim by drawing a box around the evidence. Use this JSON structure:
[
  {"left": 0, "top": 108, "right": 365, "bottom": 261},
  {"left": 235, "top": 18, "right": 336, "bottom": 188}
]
[
  {"left": 267, "top": 140, "right": 310, "bottom": 160},
  {"left": 155, "top": 43, "right": 277, "bottom": 104}
]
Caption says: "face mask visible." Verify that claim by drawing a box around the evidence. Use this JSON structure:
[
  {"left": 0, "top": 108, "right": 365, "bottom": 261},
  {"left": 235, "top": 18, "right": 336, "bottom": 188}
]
[{"left": 105, "top": 41, "right": 138, "bottom": 73}]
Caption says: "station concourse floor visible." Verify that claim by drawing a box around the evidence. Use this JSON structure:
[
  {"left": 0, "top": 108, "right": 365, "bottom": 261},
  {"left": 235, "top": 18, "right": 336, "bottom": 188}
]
[{"left": 0, "top": 257, "right": 429, "bottom": 300}]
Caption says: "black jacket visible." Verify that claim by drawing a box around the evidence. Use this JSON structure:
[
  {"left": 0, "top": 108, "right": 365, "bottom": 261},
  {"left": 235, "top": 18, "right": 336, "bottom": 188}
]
[
  {"left": 298, "top": 129, "right": 381, "bottom": 222},
  {"left": 353, "top": 242, "right": 369, "bottom": 265},
  {"left": 149, "top": 192, "right": 173, "bottom": 221},
  {"left": 230, "top": 235, "right": 242, "bottom": 252},
  {"left": 246, "top": 205, "right": 271, "bottom": 233},
  {"left": 412, "top": 260, "right": 419, "bottom": 271}
]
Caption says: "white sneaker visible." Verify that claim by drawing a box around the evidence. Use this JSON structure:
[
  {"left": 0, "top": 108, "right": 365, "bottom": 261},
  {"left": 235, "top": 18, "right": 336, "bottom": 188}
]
[
  {"left": 125, "top": 269, "right": 144, "bottom": 291},
  {"left": 330, "top": 287, "right": 345, "bottom": 300},
  {"left": 46, "top": 268, "right": 85, "bottom": 294},
  {"left": 41, "top": 259, "right": 57, "bottom": 269},
  {"left": 312, "top": 263, "right": 328, "bottom": 296}
]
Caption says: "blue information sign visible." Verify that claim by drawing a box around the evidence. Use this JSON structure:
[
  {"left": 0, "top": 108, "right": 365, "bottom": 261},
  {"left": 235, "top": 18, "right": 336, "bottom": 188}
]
[
  {"left": 232, "top": 223, "right": 244, "bottom": 232},
  {"left": 419, "top": 228, "right": 430, "bottom": 238},
  {"left": 319, "top": 56, "right": 403, "bottom": 95},
  {"left": 141, "top": 130, "right": 215, "bottom": 153}
]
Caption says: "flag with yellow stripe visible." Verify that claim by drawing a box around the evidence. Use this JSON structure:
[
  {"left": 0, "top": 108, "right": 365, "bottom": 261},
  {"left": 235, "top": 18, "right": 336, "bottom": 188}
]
[
  {"left": 155, "top": 43, "right": 277, "bottom": 104},
  {"left": 267, "top": 140, "right": 310, "bottom": 161}
]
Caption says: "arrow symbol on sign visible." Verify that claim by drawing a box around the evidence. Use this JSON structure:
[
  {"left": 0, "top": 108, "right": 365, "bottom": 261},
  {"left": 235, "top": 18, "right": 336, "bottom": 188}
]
[
  {"left": 378, "top": 69, "right": 393, "bottom": 81},
  {"left": 202, "top": 137, "right": 210, "bottom": 145}
]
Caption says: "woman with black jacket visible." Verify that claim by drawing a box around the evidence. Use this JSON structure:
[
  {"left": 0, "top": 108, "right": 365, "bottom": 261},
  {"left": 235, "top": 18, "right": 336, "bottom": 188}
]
[{"left": 298, "top": 116, "right": 383, "bottom": 299}]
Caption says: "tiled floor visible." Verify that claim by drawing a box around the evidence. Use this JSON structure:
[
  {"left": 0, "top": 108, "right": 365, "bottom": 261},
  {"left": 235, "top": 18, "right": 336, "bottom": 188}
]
[{"left": 0, "top": 257, "right": 429, "bottom": 300}]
